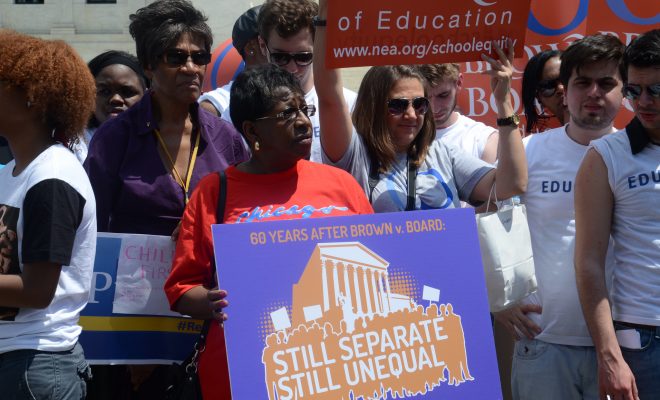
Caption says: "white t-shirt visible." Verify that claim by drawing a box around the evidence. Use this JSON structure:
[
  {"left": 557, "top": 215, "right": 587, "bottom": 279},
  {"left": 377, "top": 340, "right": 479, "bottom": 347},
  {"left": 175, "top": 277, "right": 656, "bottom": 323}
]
[
  {"left": 0, "top": 144, "right": 96, "bottom": 353},
  {"left": 199, "top": 81, "right": 232, "bottom": 117},
  {"left": 305, "top": 86, "right": 357, "bottom": 163},
  {"left": 324, "top": 131, "right": 493, "bottom": 212},
  {"left": 435, "top": 114, "right": 496, "bottom": 160},
  {"left": 592, "top": 129, "right": 660, "bottom": 326},
  {"left": 521, "top": 126, "right": 613, "bottom": 346}
]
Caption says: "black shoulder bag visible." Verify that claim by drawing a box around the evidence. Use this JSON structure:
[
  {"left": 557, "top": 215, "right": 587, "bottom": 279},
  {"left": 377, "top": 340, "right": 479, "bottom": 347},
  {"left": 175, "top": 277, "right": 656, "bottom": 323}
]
[
  {"left": 368, "top": 156, "right": 417, "bottom": 211},
  {"left": 166, "top": 170, "right": 227, "bottom": 400}
]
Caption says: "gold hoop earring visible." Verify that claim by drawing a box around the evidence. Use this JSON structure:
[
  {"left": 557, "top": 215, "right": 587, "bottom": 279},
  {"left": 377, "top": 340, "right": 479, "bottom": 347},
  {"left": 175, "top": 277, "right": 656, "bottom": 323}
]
[{"left": 254, "top": 141, "right": 260, "bottom": 151}]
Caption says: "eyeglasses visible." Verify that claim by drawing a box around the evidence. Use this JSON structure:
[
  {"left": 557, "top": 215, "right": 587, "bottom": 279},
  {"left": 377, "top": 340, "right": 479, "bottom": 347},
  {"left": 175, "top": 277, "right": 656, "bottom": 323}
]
[
  {"left": 387, "top": 97, "right": 430, "bottom": 116},
  {"left": 537, "top": 78, "right": 563, "bottom": 98},
  {"left": 622, "top": 83, "right": 660, "bottom": 100},
  {"left": 266, "top": 47, "right": 314, "bottom": 67},
  {"left": 255, "top": 104, "right": 316, "bottom": 122},
  {"left": 161, "top": 49, "right": 212, "bottom": 67}
]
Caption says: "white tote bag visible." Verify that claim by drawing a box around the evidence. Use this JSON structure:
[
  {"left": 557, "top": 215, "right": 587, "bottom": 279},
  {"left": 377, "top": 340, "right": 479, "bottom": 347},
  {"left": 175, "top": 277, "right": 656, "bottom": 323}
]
[{"left": 475, "top": 187, "right": 537, "bottom": 312}]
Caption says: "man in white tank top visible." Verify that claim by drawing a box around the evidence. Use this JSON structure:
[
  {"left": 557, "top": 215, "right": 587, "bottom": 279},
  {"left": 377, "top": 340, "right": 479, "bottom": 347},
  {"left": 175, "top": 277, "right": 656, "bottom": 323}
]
[
  {"left": 501, "top": 34, "right": 626, "bottom": 400},
  {"left": 575, "top": 29, "right": 660, "bottom": 400}
]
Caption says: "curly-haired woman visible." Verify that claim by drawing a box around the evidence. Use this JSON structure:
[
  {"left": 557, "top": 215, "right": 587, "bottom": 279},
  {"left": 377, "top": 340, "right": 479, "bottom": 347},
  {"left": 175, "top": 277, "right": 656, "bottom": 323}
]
[{"left": 0, "top": 30, "right": 97, "bottom": 399}]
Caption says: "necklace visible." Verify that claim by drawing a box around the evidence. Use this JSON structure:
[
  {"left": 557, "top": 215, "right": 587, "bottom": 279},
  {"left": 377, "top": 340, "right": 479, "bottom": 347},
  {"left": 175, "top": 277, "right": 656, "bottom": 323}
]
[{"left": 153, "top": 128, "right": 200, "bottom": 203}]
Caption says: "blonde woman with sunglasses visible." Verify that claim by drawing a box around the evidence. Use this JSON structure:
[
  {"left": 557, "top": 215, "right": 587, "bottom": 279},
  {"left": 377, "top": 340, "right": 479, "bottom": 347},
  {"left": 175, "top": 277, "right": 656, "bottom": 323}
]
[{"left": 313, "top": 1, "right": 527, "bottom": 212}]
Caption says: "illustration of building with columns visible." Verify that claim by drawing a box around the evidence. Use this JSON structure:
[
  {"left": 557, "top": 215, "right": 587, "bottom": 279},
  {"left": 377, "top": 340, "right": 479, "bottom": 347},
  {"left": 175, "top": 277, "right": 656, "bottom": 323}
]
[{"left": 291, "top": 242, "right": 411, "bottom": 330}]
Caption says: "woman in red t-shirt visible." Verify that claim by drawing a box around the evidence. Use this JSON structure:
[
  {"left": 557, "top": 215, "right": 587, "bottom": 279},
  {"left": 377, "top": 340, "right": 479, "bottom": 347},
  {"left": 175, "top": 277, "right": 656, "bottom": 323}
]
[{"left": 164, "top": 64, "right": 373, "bottom": 399}]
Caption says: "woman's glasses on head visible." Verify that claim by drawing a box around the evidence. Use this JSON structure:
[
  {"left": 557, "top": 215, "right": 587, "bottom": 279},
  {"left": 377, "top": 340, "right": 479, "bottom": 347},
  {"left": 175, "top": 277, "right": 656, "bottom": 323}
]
[
  {"left": 537, "top": 78, "right": 563, "bottom": 98},
  {"left": 387, "top": 97, "right": 430, "bottom": 116},
  {"left": 266, "top": 48, "right": 314, "bottom": 67},
  {"left": 622, "top": 83, "right": 660, "bottom": 100},
  {"left": 161, "top": 49, "right": 212, "bottom": 67},
  {"left": 255, "top": 105, "right": 317, "bottom": 122}
]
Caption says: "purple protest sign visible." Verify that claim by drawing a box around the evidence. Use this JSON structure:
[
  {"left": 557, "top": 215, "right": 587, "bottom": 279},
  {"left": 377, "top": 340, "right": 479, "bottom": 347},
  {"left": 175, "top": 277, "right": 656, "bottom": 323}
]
[{"left": 212, "top": 208, "right": 502, "bottom": 399}]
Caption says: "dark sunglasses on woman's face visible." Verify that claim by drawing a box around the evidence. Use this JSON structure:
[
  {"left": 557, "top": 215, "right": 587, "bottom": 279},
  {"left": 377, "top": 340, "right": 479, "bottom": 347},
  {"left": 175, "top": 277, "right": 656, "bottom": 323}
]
[
  {"left": 622, "top": 83, "right": 660, "bottom": 100},
  {"left": 255, "top": 104, "right": 317, "bottom": 122},
  {"left": 161, "top": 49, "right": 212, "bottom": 67},
  {"left": 537, "top": 78, "right": 563, "bottom": 98},
  {"left": 267, "top": 48, "right": 314, "bottom": 67},
  {"left": 387, "top": 97, "right": 430, "bottom": 116}
]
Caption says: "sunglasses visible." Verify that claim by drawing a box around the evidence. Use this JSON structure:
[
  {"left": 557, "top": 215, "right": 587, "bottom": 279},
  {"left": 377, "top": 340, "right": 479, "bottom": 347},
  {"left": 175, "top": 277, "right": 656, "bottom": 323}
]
[
  {"left": 255, "top": 104, "right": 316, "bottom": 122},
  {"left": 266, "top": 48, "right": 314, "bottom": 67},
  {"left": 622, "top": 83, "right": 660, "bottom": 100},
  {"left": 387, "top": 97, "right": 430, "bottom": 116},
  {"left": 161, "top": 49, "right": 211, "bottom": 67},
  {"left": 537, "top": 78, "right": 563, "bottom": 98}
]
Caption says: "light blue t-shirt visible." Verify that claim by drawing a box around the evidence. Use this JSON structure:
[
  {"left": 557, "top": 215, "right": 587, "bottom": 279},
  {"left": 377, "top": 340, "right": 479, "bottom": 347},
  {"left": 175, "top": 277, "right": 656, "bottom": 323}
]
[{"left": 323, "top": 130, "right": 493, "bottom": 212}]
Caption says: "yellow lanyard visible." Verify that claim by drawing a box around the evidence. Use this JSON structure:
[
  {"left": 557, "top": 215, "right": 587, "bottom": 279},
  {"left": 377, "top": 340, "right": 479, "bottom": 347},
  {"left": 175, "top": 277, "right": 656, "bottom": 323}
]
[{"left": 154, "top": 128, "right": 200, "bottom": 204}]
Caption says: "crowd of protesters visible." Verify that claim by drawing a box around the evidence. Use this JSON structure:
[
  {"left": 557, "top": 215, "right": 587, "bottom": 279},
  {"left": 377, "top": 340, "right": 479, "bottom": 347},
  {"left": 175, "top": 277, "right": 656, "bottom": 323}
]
[{"left": 0, "top": 0, "right": 657, "bottom": 399}]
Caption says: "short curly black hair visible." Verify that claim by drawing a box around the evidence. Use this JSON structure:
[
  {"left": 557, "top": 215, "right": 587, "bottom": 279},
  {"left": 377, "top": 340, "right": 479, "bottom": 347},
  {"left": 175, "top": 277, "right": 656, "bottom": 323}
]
[
  {"left": 129, "top": 0, "right": 213, "bottom": 71},
  {"left": 229, "top": 63, "right": 303, "bottom": 137},
  {"left": 0, "top": 30, "right": 96, "bottom": 148}
]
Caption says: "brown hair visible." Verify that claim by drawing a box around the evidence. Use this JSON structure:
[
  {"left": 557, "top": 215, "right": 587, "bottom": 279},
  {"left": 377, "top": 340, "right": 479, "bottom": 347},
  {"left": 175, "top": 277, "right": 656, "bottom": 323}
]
[
  {"left": 353, "top": 65, "right": 435, "bottom": 172},
  {"left": 0, "top": 30, "right": 95, "bottom": 148},
  {"left": 416, "top": 63, "right": 460, "bottom": 86},
  {"left": 257, "top": 0, "right": 318, "bottom": 42},
  {"left": 560, "top": 33, "right": 624, "bottom": 87}
]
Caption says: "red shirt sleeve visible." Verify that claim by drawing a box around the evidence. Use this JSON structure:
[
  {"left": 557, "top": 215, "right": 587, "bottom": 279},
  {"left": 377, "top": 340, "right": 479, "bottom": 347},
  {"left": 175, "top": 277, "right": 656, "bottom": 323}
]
[{"left": 164, "top": 173, "right": 220, "bottom": 309}]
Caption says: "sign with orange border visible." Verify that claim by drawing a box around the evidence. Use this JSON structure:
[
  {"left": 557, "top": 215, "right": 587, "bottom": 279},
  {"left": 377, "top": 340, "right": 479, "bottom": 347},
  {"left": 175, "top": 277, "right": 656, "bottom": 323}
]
[{"left": 325, "top": 0, "right": 532, "bottom": 68}]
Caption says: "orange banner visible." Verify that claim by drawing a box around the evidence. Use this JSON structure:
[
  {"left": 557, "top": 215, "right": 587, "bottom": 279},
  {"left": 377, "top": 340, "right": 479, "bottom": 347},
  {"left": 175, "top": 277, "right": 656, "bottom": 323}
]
[
  {"left": 457, "top": 0, "right": 660, "bottom": 129},
  {"left": 326, "top": 0, "right": 532, "bottom": 68}
]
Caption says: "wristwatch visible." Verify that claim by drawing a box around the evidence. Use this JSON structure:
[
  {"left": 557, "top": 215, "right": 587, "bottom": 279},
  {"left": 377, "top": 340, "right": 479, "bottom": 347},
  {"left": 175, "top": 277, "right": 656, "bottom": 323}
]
[
  {"left": 496, "top": 114, "right": 520, "bottom": 127},
  {"left": 312, "top": 16, "right": 327, "bottom": 27}
]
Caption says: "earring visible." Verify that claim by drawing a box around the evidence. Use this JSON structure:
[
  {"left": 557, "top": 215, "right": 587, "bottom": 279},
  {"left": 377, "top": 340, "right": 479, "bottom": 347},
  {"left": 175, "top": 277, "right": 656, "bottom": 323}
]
[
  {"left": 249, "top": 50, "right": 255, "bottom": 55},
  {"left": 254, "top": 141, "right": 260, "bottom": 151},
  {"left": 26, "top": 100, "right": 31, "bottom": 109}
]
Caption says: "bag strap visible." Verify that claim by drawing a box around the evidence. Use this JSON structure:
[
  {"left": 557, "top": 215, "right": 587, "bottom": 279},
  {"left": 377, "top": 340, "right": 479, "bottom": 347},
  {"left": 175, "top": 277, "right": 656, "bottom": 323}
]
[
  {"left": 189, "top": 170, "right": 227, "bottom": 360},
  {"left": 216, "top": 170, "right": 227, "bottom": 224},
  {"left": 369, "top": 156, "right": 417, "bottom": 211},
  {"left": 368, "top": 156, "right": 379, "bottom": 204},
  {"left": 405, "top": 157, "right": 417, "bottom": 211}
]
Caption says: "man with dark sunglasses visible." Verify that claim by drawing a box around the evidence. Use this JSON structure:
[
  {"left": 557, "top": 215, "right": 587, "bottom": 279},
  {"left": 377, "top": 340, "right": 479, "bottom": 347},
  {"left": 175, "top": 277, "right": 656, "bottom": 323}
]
[
  {"left": 576, "top": 28, "right": 660, "bottom": 400},
  {"left": 256, "top": 0, "right": 357, "bottom": 163},
  {"left": 417, "top": 64, "right": 499, "bottom": 165},
  {"left": 499, "top": 34, "right": 626, "bottom": 400}
]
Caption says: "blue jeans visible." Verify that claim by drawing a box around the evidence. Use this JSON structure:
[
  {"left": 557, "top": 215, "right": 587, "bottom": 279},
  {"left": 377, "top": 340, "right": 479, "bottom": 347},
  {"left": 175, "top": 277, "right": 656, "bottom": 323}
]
[
  {"left": 0, "top": 342, "right": 91, "bottom": 400},
  {"left": 511, "top": 338, "right": 598, "bottom": 400},
  {"left": 615, "top": 322, "right": 660, "bottom": 400}
]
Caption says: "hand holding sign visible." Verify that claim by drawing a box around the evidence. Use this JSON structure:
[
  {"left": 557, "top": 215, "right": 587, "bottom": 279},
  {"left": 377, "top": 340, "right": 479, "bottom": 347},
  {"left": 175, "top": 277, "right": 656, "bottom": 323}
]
[
  {"left": 480, "top": 39, "right": 515, "bottom": 106},
  {"left": 208, "top": 288, "right": 229, "bottom": 322}
]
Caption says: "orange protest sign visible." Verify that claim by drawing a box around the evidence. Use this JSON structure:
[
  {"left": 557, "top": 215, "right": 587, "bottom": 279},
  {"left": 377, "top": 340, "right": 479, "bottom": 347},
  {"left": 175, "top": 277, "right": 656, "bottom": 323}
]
[
  {"left": 326, "top": 0, "right": 532, "bottom": 68},
  {"left": 457, "top": 0, "right": 659, "bottom": 131}
]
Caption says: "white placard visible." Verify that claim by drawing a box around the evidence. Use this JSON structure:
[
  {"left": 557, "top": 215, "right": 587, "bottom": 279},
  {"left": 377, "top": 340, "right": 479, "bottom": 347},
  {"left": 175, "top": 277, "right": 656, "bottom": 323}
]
[
  {"left": 270, "top": 307, "right": 291, "bottom": 331},
  {"left": 113, "top": 234, "right": 180, "bottom": 317},
  {"left": 422, "top": 285, "right": 440, "bottom": 302}
]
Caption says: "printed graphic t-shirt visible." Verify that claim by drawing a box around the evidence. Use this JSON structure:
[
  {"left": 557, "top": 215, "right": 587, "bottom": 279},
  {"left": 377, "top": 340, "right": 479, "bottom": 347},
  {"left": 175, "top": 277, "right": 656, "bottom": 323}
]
[
  {"left": 164, "top": 159, "right": 373, "bottom": 400},
  {"left": 521, "top": 126, "right": 613, "bottom": 346},
  {"left": 324, "top": 130, "right": 493, "bottom": 212},
  {"left": 0, "top": 144, "right": 96, "bottom": 353},
  {"left": 591, "top": 129, "right": 660, "bottom": 326}
]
